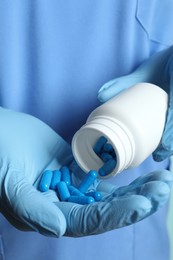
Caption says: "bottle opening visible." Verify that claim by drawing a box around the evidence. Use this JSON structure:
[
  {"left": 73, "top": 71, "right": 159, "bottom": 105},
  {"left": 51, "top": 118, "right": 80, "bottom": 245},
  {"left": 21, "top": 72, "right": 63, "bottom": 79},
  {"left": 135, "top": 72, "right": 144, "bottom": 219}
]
[
  {"left": 92, "top": 136, "right": 117, "bottom": 177},
  {"left": 72, "top": 120, "right": 132, "bottom": 178}
]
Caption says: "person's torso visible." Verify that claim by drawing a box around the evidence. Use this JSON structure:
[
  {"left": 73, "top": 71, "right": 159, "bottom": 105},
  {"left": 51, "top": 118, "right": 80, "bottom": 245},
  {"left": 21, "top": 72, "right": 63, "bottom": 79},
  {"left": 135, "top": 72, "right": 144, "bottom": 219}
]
[{"left": 0, "top": 1, "right": 173, "bottom": 260}]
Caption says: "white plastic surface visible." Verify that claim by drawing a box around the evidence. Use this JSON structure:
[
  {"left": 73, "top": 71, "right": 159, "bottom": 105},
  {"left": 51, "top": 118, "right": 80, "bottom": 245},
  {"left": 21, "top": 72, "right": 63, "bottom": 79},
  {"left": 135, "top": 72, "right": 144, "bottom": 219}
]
[{"left": 72, "top": 83, "right": 168, "bottom": 177}]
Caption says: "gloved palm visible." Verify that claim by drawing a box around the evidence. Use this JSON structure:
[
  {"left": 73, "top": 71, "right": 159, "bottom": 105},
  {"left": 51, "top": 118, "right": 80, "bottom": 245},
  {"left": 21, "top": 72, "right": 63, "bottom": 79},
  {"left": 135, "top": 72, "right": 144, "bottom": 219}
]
[
  {"left": 0, "top": 108, "right": 172, "bottom": 238},
  {"left": 98, "top": 46, "right": 173, "bottom": 161}
]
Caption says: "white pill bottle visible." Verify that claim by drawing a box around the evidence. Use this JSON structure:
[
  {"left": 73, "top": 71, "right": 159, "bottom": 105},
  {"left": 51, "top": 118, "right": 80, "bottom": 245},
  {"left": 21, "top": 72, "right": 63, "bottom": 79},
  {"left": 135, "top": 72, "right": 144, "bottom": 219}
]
[{"left": 72, "top": 83, "right": 168, "bottom": 177}]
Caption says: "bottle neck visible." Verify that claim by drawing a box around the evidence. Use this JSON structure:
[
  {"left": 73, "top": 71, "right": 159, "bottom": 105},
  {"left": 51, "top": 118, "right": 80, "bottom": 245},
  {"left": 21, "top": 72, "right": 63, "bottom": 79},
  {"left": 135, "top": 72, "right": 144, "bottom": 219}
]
[{"left": 72, "top": 115, "right": 135, "bottom": 177}]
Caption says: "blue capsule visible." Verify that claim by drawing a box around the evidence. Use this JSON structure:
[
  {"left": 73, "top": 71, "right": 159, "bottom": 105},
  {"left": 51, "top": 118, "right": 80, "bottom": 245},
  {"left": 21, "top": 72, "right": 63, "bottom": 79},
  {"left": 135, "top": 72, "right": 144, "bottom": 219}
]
[
  {"left": 61, "top": 166, "right": 71, "bottom": 185},
  {"left": 100, "top": 152, "right": 113, "bottom": 162},
  {"left": 110, "top": 149, "right": 117, "bottom": 159},
  {"left": 103, "top": 143, "right": 114, "bottom": 153},
  {"left": 57, "top": 181, "right": 70, "bottom": 201},
  {"left": 93, "top": 136, "right": 107, "bottom": 155},
  {"left": 50, "top": 170, "right": 61, "bottom": 190},
  {"left": 68, "top": 185, "right": 84, "bottom": 196},
  {"left": 68, "top": 195, "right": 95, "bottom": 205},
  {"left": 38, "top": 170, "right": 53, "bottom": 192},
  {"left": 78, "top": 170, "right": 98, "bottom": 193},
  {"left": 85, "top": 191, "right": 102, "bottom": 201},
  {"left": 99, "top": 159, "right": 117, "bottom": 176}
]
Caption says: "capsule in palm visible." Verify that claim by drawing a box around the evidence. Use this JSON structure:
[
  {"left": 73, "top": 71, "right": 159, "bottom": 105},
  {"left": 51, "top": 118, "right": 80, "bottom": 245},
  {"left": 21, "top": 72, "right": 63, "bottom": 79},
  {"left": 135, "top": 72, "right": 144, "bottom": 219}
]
[
  {"left": 57, "top": 181, "right": 70, "bottom": 201},
  {"left": 68, "top": 195, "right": 95, "bottom": 205},
  {"left": 68, "top": 185, "right": 84, "bottom": 196},
  {"left": 38, "top": 170, "right": 53, "bottom": 192},
  {"left": 50, "top": 170, "right": 61, "bottom": 190},
  {"left": 78, "top": 170, "right": 98, "bottom": 193},
  {"left": 85, "top": 191, "right": 102, "bottom": 201},
  {"left": 61, "top": 166, "right": 71, "bottom": 185}
]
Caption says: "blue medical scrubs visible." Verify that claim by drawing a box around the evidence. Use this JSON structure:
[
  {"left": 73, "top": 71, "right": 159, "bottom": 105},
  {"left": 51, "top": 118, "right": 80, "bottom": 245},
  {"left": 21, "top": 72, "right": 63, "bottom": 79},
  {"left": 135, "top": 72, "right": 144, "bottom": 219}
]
[{"left": 0, "top": 1, "right": 173, "bottom": 259}]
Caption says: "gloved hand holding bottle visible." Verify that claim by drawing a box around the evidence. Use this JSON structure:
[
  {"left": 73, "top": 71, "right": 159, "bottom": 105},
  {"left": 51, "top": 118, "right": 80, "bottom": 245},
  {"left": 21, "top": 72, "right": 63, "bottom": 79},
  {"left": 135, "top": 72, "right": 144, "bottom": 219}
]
[
  {"left": 0, "top": 107, "right": 172, "bottom": 238},
  {"left": 98, "top": 46, "right": 173, "bottom": 162}
]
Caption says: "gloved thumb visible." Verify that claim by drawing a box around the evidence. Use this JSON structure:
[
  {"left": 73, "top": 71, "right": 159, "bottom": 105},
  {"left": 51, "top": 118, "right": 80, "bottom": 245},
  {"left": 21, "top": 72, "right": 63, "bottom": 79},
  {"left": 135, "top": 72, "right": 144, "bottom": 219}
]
[{"left": 1, "top": 170, "right": 66, "bottom": 237}]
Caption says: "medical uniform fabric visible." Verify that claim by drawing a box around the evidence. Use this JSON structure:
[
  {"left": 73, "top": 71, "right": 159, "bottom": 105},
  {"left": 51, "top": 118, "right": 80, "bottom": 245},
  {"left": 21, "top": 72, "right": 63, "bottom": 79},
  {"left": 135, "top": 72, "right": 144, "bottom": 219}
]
[{"left": 0, "top": 1, "right": 173, "bottom": 259}]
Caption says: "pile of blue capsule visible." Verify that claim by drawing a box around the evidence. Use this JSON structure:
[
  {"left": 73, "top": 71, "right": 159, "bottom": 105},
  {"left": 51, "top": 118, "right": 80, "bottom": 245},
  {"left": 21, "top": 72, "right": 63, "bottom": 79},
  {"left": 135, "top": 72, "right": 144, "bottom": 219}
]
[
  {"left": 38, "top": 136, "right": 116, "bottom": 205},
  {"left": 38, "top": 167, "right": 102, "bottom": 205}
]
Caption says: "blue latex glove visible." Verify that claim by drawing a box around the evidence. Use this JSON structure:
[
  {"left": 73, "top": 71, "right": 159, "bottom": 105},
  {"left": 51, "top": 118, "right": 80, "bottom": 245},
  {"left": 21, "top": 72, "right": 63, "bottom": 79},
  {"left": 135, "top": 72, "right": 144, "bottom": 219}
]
[
  {"left": 0, "top": 107, "right": 172, "bottom": 237},
  {"left": 0, "top": 107, "right": 73, "bottom": 237},
  {"left": 98, "top": 46, "right": 173, "bottom": 162},
  {"left": 58, "top": 166, "right": 172, "bottom": 237}
]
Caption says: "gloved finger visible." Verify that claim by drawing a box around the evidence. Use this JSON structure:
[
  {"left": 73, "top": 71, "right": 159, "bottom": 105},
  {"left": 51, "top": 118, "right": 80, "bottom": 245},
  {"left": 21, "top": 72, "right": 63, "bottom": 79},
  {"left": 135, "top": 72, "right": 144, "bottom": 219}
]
[
  {"left": 139, "top": 181, "right": 170, "bottom": 213},
  {"left": 57, "top": 195, "right": 152, "bottom": 237},
  {"left": 3, "top": 173, "right": 66, "bottom": 237},
  {"left": 97, "top": 170, "right": 173, "bottom": 200},
  {"left": 128, "top": 170, "right": 173, "bottom": 188},
  {"left": 89, "top": 169, "right": 171, "bottom": 196},
  {"left": 97, "top": 73, "right": 144, "bottom": 103},
  {"left": 102, "top": 180, "right": 170, "bottom": 205},
  {"left": 96, "top": 180, "right": 118, "bottom": 193}
]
